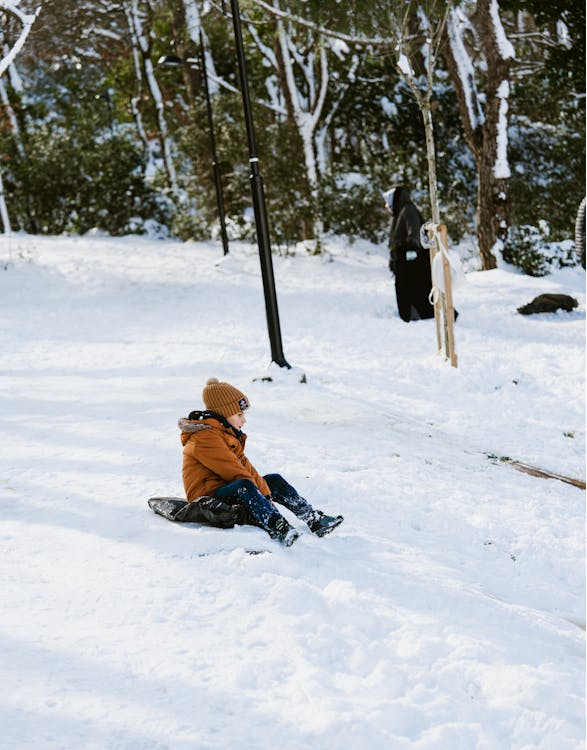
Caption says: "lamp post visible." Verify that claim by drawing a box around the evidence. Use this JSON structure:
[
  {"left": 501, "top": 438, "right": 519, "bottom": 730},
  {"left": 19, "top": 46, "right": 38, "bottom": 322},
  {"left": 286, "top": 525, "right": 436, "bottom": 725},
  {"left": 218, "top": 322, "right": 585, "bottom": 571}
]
[
  {"left": 227, "top": 0, "right": 291, "bottom": 369},
  {"left": 158, "top": 43, "right": 229, "bottom": 256}
]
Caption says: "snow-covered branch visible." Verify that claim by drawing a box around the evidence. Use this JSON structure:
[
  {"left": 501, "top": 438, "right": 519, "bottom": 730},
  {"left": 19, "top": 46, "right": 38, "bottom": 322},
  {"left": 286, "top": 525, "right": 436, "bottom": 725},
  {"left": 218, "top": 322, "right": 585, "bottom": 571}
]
[
  {"left": 207, "top": 67, "right": 287, "bottom": 115},
  {"left": 0, "top": 1, "right": 41, "bottom": 78},
  {"left": 213, "top": 0, "right": 392, "bottom": 49}
]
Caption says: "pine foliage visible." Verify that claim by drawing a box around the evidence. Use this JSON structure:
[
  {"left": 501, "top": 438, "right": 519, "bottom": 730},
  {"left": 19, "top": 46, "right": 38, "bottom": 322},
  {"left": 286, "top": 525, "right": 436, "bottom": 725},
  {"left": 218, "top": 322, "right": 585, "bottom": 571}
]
[{"left": 0, "top": 0, "right": 583, "bottom": 272}]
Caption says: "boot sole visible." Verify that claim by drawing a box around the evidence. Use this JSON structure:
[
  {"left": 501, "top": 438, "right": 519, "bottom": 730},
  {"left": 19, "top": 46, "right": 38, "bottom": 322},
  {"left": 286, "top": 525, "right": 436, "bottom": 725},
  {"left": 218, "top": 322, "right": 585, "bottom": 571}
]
[{"left": 314, "top": 517, "right": 343, "bottom": 537}]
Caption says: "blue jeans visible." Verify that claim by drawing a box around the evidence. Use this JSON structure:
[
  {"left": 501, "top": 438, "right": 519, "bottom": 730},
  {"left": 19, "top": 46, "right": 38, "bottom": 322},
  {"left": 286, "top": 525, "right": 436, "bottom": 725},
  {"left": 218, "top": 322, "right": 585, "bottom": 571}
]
[{"left": 213, "top": 474, "right": 314, "bottom": 531}]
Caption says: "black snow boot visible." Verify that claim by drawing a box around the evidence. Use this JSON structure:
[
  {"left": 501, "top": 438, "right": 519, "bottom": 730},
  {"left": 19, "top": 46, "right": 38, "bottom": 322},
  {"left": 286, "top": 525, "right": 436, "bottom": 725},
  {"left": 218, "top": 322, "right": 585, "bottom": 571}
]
[
  {"left": 268, "top": 516, "right": 300, "bottom": 547},
  {"left": 308, "top": 511, "right": 344, "bottom": 537}
]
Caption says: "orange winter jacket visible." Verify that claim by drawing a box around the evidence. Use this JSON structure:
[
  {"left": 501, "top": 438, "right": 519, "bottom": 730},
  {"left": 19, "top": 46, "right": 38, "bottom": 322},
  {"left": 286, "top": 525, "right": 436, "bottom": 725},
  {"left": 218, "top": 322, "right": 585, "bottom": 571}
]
[{"left": 179, "top": 414, "right": 270, "bottom": 501}]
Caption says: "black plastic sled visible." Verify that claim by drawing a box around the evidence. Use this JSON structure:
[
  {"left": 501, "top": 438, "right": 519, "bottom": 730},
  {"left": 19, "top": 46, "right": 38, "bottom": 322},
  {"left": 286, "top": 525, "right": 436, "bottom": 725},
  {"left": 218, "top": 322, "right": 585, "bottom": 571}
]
[{"left": 148, "top": 496, "right": 256, "bottom": 529}]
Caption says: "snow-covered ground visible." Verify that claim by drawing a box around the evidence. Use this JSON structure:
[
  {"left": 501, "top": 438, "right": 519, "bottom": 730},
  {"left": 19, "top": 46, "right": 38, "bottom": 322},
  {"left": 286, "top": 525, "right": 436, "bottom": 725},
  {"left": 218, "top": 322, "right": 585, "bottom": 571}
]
[{"left": 1, "top": 232, "right": 585, "bottom": 750}]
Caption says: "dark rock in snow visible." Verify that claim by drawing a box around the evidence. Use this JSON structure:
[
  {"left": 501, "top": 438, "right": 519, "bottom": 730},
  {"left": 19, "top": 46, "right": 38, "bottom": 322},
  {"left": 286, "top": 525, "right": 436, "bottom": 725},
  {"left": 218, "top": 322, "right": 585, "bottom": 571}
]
[{"left": 517, "top": 293, "right": 579, "bottom": 315}]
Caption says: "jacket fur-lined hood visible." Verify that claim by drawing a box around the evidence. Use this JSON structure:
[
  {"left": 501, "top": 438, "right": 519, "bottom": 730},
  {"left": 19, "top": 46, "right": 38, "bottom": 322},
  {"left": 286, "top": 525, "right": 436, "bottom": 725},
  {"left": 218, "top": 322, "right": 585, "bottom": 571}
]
[
  {"left": 178, "top": 417, "right": 212, "bottom": 434},
  {"left": 178, "top": 417, "right": 212, "bottom": 447}
]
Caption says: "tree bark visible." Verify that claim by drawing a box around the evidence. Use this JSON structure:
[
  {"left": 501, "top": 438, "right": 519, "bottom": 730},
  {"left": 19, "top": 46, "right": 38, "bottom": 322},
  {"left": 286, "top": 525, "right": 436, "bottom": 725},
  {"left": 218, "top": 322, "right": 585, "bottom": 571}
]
[
  {"left": 444, "top": 0, "right": 514, "bottom": 270},
  {"left": 125, "top": 0, "right": 178, "bottom": 193},
  {"left": 274, "top": 11, "right": 327, "bottom": 244},
  {"left": 166, "top": 0, "right": 202, "bottom": 106}
]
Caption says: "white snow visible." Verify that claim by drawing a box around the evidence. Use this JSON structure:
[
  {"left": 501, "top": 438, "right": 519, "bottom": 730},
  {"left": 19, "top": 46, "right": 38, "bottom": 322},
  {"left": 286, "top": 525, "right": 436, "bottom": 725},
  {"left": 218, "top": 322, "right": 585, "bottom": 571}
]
[
  {"left": 0, "top": 232, "right": 585, "bottom": 750},
  {"left": 489, "top": 0, "right": 516, "bottom": 60},
  {"left": 329, "top": 37, "right": 350, "bottom": 60},
  {"left": 380, "top": 95, "right": 398, "bottom": 118},
  {"left": 397, "top": 53, "right": 414, "bottom": 78},
  {"left": 494, "top": 79, "right": 511, "bottom": 180},
  {"left": 556, "top": 19, "right": 572, "bottom": 50}
]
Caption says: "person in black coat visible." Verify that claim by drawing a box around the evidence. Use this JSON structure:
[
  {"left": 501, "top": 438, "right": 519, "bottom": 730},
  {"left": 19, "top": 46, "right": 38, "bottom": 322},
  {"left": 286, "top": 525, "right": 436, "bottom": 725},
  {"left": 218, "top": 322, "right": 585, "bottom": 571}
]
[{"left": 383, "top": 186, "right": 435, "bottom": 322}]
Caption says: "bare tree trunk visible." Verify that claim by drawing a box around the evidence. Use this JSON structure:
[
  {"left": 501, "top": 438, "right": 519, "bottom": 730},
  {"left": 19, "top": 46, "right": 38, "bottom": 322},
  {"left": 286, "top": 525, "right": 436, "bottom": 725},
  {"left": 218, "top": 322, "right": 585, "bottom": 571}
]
[
  {"left": 125, "top": 0, "right": 178, "bottom": 193},
  {"left": 166, "top": 0, "right": 204, "bottom": 106},
  {"left": 392, "top": 3, "right": 450, "bottom": 229},
  {"left": 0, "top": 166, "right": 11, "bottom": 233},
  {"left": 476, "top": 0, "right": 512, "bottom": 267},
  {"left": 274, "top": 10, "right": 328, "bottom": 245},
  {"left": 444, "top": 0, "right": 514, "bottom": 269},
  {"left": 422, "top": 103, "right": 440, "bottom": 225},
  {"left": 0, "top": 4, "right": 41, "bottom": 233},
  {"left": 0, "top": 75, "right": 19, "bottom": 232}
]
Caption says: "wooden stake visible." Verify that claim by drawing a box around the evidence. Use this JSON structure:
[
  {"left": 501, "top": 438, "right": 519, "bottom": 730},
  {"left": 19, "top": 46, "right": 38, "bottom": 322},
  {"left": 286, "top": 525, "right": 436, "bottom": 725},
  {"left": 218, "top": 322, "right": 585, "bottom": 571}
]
[{"left": 439, "top": 224, "right": 457, "bottom": 368}]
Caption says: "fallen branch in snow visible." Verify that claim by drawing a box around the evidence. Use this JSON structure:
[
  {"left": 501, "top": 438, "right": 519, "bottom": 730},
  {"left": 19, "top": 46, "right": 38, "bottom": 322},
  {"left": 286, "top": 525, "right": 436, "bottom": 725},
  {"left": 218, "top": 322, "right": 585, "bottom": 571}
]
[
  {"left": 508, "top": 460, "right": 586, "bottom": 490},
  {"left": 488, "top": 455, "right": 586, "bottom": 490}
]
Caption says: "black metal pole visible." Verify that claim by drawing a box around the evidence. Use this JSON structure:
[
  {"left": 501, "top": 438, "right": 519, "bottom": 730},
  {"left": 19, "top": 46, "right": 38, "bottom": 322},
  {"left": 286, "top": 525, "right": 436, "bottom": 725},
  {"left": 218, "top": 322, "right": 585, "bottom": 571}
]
[
  {"left": 199, "top": 32, "right": 229, "bottom": 256},
  {"left": 228, "top": 0, "right": 290, "bottom": 368}
]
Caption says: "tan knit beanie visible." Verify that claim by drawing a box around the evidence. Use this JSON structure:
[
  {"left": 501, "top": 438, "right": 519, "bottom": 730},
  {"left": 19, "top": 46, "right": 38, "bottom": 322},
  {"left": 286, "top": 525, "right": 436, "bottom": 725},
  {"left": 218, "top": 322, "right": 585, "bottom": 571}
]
[{"left": 202, "top": 377, "right": 250, "bottom": 418}]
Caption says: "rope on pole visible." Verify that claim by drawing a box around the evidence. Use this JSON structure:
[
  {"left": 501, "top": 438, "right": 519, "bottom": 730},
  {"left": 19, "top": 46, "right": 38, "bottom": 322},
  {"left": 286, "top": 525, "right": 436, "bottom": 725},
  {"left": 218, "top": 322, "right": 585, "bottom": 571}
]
[{"left": 424, "top": 222, "right": 458, "bottom": 368}]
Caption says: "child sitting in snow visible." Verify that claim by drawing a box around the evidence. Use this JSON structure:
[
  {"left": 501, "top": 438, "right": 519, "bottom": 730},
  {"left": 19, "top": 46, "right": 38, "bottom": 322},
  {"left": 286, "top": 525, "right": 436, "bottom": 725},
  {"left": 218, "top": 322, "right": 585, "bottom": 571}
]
[{"left": 179, "top": 377, "right": 343, "bottom": 547}]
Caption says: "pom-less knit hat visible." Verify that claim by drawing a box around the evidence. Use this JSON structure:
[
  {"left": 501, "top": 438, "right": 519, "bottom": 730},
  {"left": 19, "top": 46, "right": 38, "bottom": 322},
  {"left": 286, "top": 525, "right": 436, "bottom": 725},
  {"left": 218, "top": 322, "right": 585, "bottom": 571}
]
[{"left": 202, "top": 377, "right": 250, "bottom": 418}]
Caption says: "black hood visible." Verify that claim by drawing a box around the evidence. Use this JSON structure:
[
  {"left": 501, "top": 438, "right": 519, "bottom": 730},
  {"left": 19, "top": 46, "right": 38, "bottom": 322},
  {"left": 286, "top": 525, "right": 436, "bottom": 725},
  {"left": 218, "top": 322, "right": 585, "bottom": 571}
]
[{"left": 392, "top": 186, "right": 412, "bottom": 215}]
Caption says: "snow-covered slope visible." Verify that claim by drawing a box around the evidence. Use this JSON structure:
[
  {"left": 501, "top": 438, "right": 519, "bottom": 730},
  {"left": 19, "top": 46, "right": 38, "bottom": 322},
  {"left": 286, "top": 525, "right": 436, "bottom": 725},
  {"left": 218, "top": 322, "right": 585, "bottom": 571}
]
[{"left": 1, "top": 233, "right": 584, "bottom": 749}]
